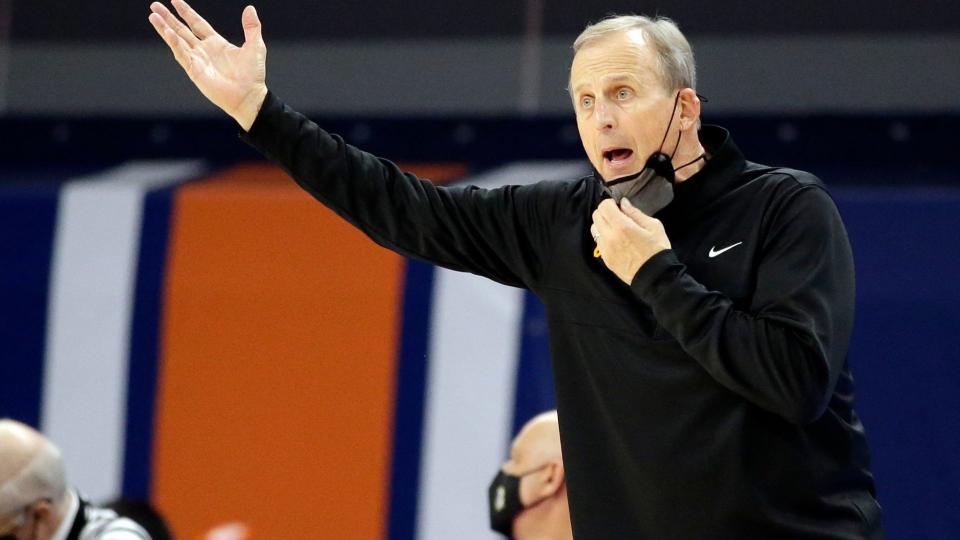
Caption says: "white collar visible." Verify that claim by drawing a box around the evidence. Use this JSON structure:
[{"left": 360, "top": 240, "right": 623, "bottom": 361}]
[{"left": 50, "top": 489, "right": 79, "bottom": 540}]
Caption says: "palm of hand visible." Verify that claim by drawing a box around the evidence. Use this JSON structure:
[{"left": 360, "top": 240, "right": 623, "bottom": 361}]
[
  {"left": 189, "top": 37, "right": 264, "bottom": 116},
  {"left": 149, "top": 1, "right": 267, "bottom": 129}
]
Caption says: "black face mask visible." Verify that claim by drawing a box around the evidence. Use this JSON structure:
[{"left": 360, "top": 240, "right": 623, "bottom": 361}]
[
  {"left": 488, "top": 464, "right": 550, "bottom": 537},
  {"left": 595, "top": 91, "right": 707, "bottom": 215}
]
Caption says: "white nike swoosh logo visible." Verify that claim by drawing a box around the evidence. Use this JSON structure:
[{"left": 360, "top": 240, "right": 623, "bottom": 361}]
[{"left": 708, "top": 242, "right": 743, "bottom": 258}]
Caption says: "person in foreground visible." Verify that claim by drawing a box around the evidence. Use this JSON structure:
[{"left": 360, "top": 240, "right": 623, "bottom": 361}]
[
  {"left": 148, "top": 2, "right": 883, "bottom": 537},
  {"left": 489, "top": 411, "right": 571, "bottom": 540},
  {"left": 0, "top": 419, "right": 150, "bottom": 540}
]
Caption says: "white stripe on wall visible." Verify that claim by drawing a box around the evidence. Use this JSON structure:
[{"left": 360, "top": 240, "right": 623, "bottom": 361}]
[
  {"left": 416, "top": 161, "right": 586, "bottom": 540},
  {"left": 41, "top": 160, "right": 203, "bottom": 502}
]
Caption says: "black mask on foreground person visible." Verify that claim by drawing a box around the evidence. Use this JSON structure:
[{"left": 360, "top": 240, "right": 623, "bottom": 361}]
[
  {"left": 488, "top": 464, "right": 551, "bottom": 537},
  {"left": 594, "top": 91, "right": 707, "bottom": 215}
]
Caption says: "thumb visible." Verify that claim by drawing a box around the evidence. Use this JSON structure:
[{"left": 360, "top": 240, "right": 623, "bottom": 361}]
[
  {"left": 619, "top": 197, "right": 648, "bottom": 223},
  {"left": 242, "top": 5, "right": 262, "bottom": 44}
]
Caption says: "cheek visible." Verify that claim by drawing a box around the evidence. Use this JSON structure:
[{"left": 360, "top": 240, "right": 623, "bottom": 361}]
[
  {"left": 519, "top": 477, "right": 537, "bottom": 506},
  {"left": 575, "top": 125, "right": 598, "bottom": 156},
  {"left": 624, "top": 117, "right": 660, "bottom": 152},
  {"left": 574, "top": 118, "right": 588, "bottom": 142}
]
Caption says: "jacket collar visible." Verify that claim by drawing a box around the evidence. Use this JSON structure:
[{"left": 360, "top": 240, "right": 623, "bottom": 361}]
[{"left": 657, "top": 125, "right": 748, "bottom": 224}]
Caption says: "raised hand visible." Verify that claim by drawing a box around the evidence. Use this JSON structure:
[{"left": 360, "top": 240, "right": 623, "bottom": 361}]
[{"left": 148, "top": 1, "right": 268, "bottom": 130}]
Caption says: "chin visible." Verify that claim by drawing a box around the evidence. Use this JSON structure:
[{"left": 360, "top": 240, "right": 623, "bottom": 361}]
[{"left": 601, "top": 166, "right": 642, "bottom": 182}]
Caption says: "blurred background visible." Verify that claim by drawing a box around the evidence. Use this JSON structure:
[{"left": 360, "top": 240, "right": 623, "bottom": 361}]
[{"left": 0, "top": 1, "right": 958, "bottom": 538}]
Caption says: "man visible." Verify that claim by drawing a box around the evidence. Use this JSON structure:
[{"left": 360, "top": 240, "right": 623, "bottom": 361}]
[
  {"left": 148, "top": 3, "right": 883, "bottom": 537},
  {"left": 0, "top": 420, "right": 150, "bottom": 540},
  {"left": 489, "top": 411, "right": 571, "bottom": 540}
]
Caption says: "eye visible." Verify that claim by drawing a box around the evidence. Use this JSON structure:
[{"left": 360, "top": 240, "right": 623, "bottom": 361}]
[
  {"left": 580, "top": 95, "right": 594, "bottom": 109},
  {"left": 616, "top": 88, "right": 633, "bottom": 100}
]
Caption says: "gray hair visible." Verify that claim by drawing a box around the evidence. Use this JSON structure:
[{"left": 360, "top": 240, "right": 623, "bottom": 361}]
[
  {"left": 0, "top": 421, "right": 68, "bottom": 517},
  {"left": 573, "top": 15, "right": 697, "bottom": 93}
]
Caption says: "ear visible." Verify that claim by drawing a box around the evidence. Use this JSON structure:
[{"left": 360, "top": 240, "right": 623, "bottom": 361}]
[
  {"left": 678, "top": 87, "right": 701, "bottom": 131},
  {"left": 533, "top": 460, "right": 566, "bottom": 499},
  {"left": 31, "top": 500, "right": 52, "bottom": 521},
  {"left": 30, "top": 500, "right": 55, "bottom": 534}
]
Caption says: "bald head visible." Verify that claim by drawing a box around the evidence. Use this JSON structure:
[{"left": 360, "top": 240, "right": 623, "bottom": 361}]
[
  {"left": 0, "top": 420, "right": 45, "bottom": 483},
  {"left": 0, "top": 419, "right": 67, "bottom": 517},
  {"left": 496, "top": 411, "right": 571, "bottom": 540},
  {"left": 510, "top": 411, "right": 562, "bottom": 472}
]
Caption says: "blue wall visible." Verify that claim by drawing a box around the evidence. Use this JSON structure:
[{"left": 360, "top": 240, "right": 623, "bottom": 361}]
[
  {"left": 1, "top": 116, "right": 957, "bottom": 538},
  {"left": 834, "top": 186, "right": 960, "bottom": 538}
]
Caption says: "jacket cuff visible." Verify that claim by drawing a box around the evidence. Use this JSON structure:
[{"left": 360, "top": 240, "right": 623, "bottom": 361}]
[
  {"left": 630, "top": 249, "right": 682, "bottom": 304},
  {"left": 238, "top": 90, "right": 283, "bottom": 145}
]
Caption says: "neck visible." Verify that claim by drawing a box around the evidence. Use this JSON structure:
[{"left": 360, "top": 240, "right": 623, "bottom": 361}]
[
  {"left": 512, "top": 490, "right": 573, "bottom": 540},
  {"left": 671, "top": 128, "right": 708, "bottom": 183}
]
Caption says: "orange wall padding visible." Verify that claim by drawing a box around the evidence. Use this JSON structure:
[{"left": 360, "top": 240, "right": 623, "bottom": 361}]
[{"left": 152, "top": 162, "right": 465, "bottom": 539}]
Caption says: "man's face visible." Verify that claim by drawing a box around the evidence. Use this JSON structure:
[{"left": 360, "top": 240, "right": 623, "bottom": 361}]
[{"left": 570, "top": 29, "right": 676, "bottom": 181}]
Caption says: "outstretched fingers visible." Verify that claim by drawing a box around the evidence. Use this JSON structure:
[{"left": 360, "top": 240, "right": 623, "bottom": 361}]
[
  {"left": 172, "top": 0, "right": 219, "bottom": 40},
  {"left": 149, "top": 2, "right": 200, "bottom": 47},
  {"left": 148, "top": 13, "right": 196, "bottom": 74}
]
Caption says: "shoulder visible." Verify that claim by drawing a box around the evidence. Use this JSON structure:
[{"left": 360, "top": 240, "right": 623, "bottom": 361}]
[
  {"left": 524, "top": 174, "right": 596, "bottom": 200},
  {"left": 744, "top": 163, "right": 838, "bottom": 213},
  {"left": 745, "top": 162, "right": 827, "bottom": 192},
  {"left": 463, "top": 174, "right": 592, "bottom": 196},
  {"left": 739, "top": 164, "right": 848, "bottom": 247},
  {"left": 530, "top": 174, "right": 599, "bottom": 221}
]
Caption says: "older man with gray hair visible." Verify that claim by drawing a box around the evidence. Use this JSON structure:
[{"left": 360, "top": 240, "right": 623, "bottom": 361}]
[
  {"left": 0, "top": 419, "right": 150, "bottom": 540},
  {"left": 148, "top": 3, "right": 882, "bottom": 538}
]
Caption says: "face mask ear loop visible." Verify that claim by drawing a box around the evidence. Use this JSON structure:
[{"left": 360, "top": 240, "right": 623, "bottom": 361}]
[
  {"left": 658, "top": 91, "right": 682, "bottom": 154},
  {"left": 673, "top": 153, "right": 707, "bottom": 173},
  {"left": 517, "top": 462, "right": 552, "bottom": 478},
  {"left": 518, "top": 462, "right": 556, "bottom": 510}
]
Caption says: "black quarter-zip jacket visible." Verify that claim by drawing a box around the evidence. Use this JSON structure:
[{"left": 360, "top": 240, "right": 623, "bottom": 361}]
[{"left": 242, "top": 92, "right": 883, "bottom": 539}]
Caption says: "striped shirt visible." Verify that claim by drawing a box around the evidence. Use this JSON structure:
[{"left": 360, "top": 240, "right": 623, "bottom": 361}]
[{"left": 52, "top": 490, "right": 150, "bottom": 540}]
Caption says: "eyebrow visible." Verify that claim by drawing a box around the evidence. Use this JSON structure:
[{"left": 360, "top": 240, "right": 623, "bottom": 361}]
[
  {"left": 571, "top": 74, "right": 641, "bottom": 95},
  {"left": 605, "top": 74, "right": 641, "bottom": 86}
]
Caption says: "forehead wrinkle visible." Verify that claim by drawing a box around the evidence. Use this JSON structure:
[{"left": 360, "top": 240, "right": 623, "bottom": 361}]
[
  {"left": 574, "top": 72, "right": 642, "bottom": 92},
  {"left": 603, "top": 73, "right": 644, "bottom": 88},
  {"left": 570, "top": 71, "right": 657, "bottom": 100},
  {"left": 570, "top": 39, "right": 659, "bottom": 95}
]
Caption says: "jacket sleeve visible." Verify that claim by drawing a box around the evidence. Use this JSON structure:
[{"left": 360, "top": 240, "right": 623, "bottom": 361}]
[
  {"left": 630, "top": 185, "right": 855, "bottom": 424},
  {"left": 239, "top": 91, "right": 559, "bottom": 288}
]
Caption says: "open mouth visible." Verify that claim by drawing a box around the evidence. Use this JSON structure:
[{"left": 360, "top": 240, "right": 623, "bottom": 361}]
[{"left": 603, "top": 148, "right": 634, "bottom": 165}]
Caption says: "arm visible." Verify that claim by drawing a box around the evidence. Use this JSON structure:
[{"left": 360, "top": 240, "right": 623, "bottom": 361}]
[
  {"left": 240, "top": 92, "right": 558, "bottom": 287},
  {"left": 148, "top": 1, "right": 556, "bottom": 287},
  {"left": 631, "top": 186, "right": 855, "bottom": 424}
]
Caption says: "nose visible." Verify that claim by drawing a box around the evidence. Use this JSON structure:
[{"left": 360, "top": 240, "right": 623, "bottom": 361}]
[{"left": 593, "top": 98, "right": 617, "bottom": 131}]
